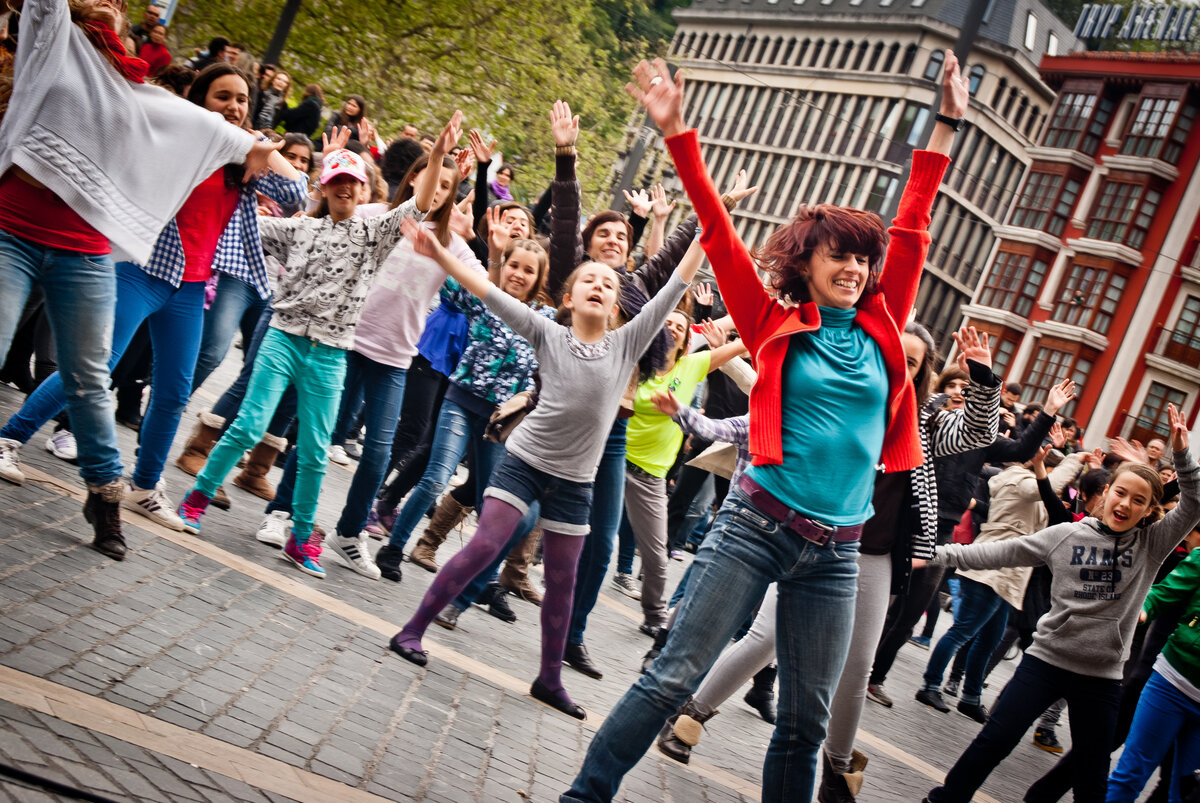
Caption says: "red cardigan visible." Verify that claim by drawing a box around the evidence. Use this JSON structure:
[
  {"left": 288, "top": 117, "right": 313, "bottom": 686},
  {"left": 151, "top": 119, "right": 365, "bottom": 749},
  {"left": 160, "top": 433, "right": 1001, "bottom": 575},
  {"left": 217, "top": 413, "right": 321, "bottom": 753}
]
[{"left": 664, "top": 129, "right": 949, "bottom": 474}]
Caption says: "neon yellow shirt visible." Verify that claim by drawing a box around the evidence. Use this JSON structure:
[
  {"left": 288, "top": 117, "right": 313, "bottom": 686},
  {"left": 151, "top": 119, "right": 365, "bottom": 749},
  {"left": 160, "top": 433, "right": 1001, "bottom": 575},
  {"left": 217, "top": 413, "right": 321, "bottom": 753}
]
[{"left": 625, "top": 351, "right": 711, "bottom": 477}]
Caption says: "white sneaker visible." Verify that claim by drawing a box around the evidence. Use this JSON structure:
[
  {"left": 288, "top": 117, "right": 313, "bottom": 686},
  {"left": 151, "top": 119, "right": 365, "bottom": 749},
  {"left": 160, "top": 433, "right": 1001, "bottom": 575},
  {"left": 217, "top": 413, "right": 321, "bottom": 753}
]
[
  {"left": 123, "top": 480, "right": 185, "bottom": 531},
  {"left": 328, "top": 445, "right": 350, "bottom": 465},
  {"left": 256, "top": 510, "right": 292, "bottom": 548},
  {"left": 0, "top": 437, "right": 24, "bottom": 485},
  {"left": 44, "top": 429, "right": 77, "bottom": 462},
  {"left": 326, "top": 531, "right": 382, "bottom": 580}
]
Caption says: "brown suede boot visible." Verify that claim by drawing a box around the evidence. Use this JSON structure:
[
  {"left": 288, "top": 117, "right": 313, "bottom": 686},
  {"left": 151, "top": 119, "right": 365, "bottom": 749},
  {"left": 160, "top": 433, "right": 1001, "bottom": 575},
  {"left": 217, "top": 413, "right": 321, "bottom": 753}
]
[
  {"left": 233, "top": 433, "right": 285, "bottom": 500},
  {"left": 175, "top": 412, "right": 224, "bottom": 476},
  {"left": 818, "top": 748, "right": 869, "bottom": 803},
  {"left": 211, "top": 485, "right": 232, "bottom": 511},
  {"left": 499, "top": 526, "right": 544, "bottom": 606},
  {"left": 408, "top": 493, "right": 470, "bottom": 573}
]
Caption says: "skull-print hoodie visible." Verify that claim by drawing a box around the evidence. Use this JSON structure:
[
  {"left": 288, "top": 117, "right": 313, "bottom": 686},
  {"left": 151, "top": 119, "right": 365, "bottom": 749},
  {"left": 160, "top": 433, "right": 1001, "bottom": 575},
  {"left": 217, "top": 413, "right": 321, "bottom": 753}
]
[{"left": 932, "top": 448, "right": 1200, "bottom": 680}]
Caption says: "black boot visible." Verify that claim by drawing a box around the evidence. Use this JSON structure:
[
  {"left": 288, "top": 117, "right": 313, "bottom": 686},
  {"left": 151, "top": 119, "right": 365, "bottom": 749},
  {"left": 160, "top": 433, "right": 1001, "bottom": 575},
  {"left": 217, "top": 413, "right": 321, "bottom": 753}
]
[
  {"left": 655, "top": 697, "right": 718, "bottom": 765},
  {"left": 375, "top": 544, "right": 404, "bottom": 582},
  {"left": 744, "top": 664, "right": 777, "bottom": 724},
  {"left": 84, "top": 481, "right": 126, "bottom": 561}
]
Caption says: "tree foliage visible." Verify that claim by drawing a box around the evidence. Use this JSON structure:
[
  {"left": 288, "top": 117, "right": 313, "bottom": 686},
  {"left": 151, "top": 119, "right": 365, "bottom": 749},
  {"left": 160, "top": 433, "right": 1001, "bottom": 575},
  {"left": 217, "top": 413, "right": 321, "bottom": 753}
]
[{"left": 170, "top": 0, "right": 686, "bottom": 207}]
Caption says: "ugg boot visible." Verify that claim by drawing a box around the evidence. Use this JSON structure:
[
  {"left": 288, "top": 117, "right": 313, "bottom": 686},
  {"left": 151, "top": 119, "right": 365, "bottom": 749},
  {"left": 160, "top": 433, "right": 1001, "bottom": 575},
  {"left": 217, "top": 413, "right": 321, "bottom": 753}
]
[
  {"left": 499, "top": 526, "right": 544, "bottom": 605},
  {"left": 655, "top": 698, "right": 718, "bottom": 765},
  {"left": 408, "top": 493, "right": 471, "bottom": 572},
  {"left": 818, "top": 749, "right": 869, "bottom": 803},
  {"left": 211, "top": 485, "right": 231, "bottom": 511},
  {"left": 744, "top": 663, "right": 777, "bottom": 723},
  {"left": 233, "top": 433, "right": 286, "bottom": 500},
  {"left": 175, "top": 411, "right": 224, "bottom": 476}
]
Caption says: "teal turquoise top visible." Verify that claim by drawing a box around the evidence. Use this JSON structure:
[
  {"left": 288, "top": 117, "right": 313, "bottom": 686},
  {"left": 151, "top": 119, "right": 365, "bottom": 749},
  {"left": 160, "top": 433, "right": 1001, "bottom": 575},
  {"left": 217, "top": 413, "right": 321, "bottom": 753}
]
[{"left": 746, "top": 305, "right": 887, "bottom": 526}]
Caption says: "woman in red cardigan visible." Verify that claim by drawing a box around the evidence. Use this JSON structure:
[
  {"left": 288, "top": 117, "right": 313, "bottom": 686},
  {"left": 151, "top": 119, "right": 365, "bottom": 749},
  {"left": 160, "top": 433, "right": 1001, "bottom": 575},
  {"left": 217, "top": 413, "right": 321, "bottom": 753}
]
[{"left": 563, "top": 54, "right": 969, "bottom": 802}]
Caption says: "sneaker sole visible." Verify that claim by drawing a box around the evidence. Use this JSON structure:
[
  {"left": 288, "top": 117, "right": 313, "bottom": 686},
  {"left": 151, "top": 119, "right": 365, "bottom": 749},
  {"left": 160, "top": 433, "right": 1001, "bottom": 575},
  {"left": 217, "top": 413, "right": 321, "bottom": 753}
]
[
  {"left": 0, "top": 469, "right": 23, "bottom": 485},
  {"left": 328, "top": 545, "right": 382, "bottom": 580},
  {"left": 282, "top": 552, "right": 325, "bottom": 578},
  {"left": 124, "top": 502, "right": 186, "bottom": 532},
  {"left": 1032, "top": 741, "right": 1064, "bottom": 754},
  {"left": 256, "top": 532, "right": 288, "bottom": 548}
]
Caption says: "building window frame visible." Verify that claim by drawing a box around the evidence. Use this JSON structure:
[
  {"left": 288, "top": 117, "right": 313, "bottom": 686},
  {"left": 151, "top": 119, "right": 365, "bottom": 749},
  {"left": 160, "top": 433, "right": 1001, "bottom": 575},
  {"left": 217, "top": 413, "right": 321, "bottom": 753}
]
[
  {"left": 1009, "top": 165, "right": 1083, "bottom": 237},
  {"left": 977, "top": 244, "right": 1052, "bottom": 318},
  {"left": 1086, "top": 172, "right": 1163, "bottom": 251},
  {"left": 1050, "top": 256, "right": 1130, "bottom": 336},
  {"left": 1043, "top": 80, "right": 1113, "bottom": 156}
]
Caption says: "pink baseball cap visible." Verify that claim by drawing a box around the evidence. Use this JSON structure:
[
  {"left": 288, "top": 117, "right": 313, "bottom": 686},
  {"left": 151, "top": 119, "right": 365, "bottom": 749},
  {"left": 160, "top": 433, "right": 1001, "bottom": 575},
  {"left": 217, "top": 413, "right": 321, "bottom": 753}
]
[{"left": 320, "top": 148, "right": 368, "bottom": 185}]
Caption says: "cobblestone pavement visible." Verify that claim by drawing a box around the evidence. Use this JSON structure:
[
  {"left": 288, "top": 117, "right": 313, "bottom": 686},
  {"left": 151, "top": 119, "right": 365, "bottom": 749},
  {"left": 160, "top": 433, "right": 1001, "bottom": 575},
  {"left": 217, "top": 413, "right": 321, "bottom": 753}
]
[{"left": 0, "top": 362, "right": 1082, "bottom": 802}]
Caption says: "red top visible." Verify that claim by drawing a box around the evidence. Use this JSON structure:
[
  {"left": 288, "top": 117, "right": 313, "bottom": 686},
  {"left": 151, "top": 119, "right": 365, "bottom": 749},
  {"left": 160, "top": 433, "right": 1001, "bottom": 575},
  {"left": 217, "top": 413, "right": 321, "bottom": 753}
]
[
  {"left": 137, "top": 41, "right": 171, "bottom": 76},
  {"left": 664, "top": 129, "right": 949, "bottom": 474},
  {"left": 175, "top": 170, "right": 239, "bottom": 282},
  {"left": 0, "top": 170, "right": 110, "bottom": 253}
]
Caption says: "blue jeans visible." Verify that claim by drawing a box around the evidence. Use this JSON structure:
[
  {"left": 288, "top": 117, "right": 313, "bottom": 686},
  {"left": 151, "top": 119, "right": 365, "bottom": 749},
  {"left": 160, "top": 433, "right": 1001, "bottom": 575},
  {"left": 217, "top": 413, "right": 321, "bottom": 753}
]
[
  {"left": 615, "top": 510, "right": 636, "bottom": 575},
  {"left": 269, "top": 351, "right": 405, "bottom": 539},
  {"left": 568, "top": 420, "right": 627, "bottom": 646},
  {"left": 563, "top": 486, "right": 860, "bottom": 802},
  {"left": 192, "top": 274, "right": 268, "bottom": 392},
  {"left": 0, "top": 232, "right": 119, "bottom": 486},
  {"left": 196, "top": 328, "right": 346, "bottom": 536},
  {"left": 2, "top": 259, "right": 204, "bottom": 488},
  {"left": 210, "top": 304, "right": 297, "bottom": 438},
  {"left": 1108, "top": 670, "right": 1200, "bottom": 803},
  {"left": 922, "top": 576, "right": 1009, "bottom": 704},
  {"left": 385, "top": 397, "right": 503, "bottom": 548}
]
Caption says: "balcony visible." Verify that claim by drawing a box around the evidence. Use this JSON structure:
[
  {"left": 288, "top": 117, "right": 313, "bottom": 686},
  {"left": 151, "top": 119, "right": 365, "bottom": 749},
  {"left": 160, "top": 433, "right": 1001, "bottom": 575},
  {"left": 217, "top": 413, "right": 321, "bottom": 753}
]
[{"left": 1145, "top": 325, "right": 1200, "bottom": 385}]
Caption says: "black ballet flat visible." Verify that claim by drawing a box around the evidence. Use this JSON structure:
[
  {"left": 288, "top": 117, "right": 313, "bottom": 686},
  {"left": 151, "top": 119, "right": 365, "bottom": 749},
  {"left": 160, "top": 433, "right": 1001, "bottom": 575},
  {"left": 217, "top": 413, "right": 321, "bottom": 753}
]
[
  {"left": 388, "top": 634, "right": 428, "bottom": 667},
  {"left": 531, "top": 678, "right": 586, "bottom": 720}
]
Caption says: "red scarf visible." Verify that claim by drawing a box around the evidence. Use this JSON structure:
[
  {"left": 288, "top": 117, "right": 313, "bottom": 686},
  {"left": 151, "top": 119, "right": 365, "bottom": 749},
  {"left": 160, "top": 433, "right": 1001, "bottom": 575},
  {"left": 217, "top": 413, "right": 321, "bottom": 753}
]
[{"left": 82, "top": 21, "right": 149, "bottom": 84}]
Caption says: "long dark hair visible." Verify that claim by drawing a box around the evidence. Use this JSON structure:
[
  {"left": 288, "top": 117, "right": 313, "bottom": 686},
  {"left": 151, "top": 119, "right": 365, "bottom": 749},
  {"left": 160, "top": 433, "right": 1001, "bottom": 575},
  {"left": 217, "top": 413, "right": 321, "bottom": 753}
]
[
  {"left": 336, "top": 94, "right": 366, "bottom": 125},
  {"left": 904, "top": 321, "right": 939, "bottom": 404},
  {"left": 187, "top": 63, "right": 253, "bottom": 188},
  {"left": 390, "top": 154, "right": 456, "bottom": 246}
]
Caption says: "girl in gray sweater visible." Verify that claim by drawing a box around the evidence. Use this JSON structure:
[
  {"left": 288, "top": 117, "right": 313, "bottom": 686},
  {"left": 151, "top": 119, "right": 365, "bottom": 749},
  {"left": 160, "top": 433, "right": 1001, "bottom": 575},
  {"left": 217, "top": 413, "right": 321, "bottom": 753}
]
[
  {"left": 924, "top": 404, "right": 1199, "bottom": 803},
  {"left": 387, "top": 218, "right": 700, "bottom": 721}
]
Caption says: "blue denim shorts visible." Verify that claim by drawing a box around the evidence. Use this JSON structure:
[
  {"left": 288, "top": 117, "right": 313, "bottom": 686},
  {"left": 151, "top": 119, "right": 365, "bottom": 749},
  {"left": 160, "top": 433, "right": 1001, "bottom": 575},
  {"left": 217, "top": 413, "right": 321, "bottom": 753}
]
[{"left": 484, "top": 454, "right": 594, "bottom": 536}]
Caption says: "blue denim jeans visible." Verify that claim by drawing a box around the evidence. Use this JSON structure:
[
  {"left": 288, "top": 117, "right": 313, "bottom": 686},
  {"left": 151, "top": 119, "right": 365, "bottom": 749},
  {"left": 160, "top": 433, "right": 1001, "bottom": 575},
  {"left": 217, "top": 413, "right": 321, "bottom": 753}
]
[
  {"left": 2, "top": 259, "right": 204, "bottom": 488},
  {"left": 1108, "top": 669, "right": 1200, "bottom": 803},
  {"left": 269, "top": 350, "right": 405, "bottom": 539},
  {"left": 385, "top": 397, "right": 503, "bottom": 548},
  {"left": 922, "top": 576, "right": 1009, "bottom": 704},
  {"left": 196, "top": 328, "right": 346, "bottom": 536},
  {"left": 563, "top": 485, "right": 860, "bottom": 803},
  {"left": 192, "top": 273, "right": 269, "bottom": 392},
  {"left": 615, "top": 510, "right": 636, "bottom": 575},
  {"left": 209, "top": 304, "right": 297, "bottom": 438},
  {"left": 0, "top": 231, "right": 120, "bottom": 487},
  {"left": 568, "top": 420, "right": 627, "bottom": 646}
]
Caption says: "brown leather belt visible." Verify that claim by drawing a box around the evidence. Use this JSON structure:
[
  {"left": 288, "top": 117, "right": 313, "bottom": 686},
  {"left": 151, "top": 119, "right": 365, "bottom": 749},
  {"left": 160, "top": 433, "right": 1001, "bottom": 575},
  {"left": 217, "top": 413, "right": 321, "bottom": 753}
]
[{"left": 737, "top": 475, "right": 863, "bottom": 546}]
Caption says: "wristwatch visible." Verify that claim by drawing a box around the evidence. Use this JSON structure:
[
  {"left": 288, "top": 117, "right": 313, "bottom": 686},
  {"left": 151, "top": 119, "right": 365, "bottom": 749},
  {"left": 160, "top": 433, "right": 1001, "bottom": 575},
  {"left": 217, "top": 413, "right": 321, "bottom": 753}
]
[{"left": 935, "top": 112, "right": 966, "bottom": 132}]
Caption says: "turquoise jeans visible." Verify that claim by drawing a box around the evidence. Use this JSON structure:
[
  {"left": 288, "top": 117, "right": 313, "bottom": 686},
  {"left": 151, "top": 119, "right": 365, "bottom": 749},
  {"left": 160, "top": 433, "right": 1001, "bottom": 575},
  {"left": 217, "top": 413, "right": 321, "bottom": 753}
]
[{"left": 196, "top": 327, "right": 346, "bottom": 535}]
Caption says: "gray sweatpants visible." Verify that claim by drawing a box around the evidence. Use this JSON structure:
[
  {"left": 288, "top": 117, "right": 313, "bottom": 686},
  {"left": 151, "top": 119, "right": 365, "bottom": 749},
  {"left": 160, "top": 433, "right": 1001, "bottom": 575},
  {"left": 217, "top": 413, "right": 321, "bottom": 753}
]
[{"left": 623, "top": 466, "right": 671, "bottom": 627}]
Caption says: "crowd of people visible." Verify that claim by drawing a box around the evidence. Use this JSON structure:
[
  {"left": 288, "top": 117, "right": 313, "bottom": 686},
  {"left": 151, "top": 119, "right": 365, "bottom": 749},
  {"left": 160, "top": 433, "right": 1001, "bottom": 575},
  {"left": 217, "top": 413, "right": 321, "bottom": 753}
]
[{"left": 1, "top": 2, "right": 1199, "bottom": 802}]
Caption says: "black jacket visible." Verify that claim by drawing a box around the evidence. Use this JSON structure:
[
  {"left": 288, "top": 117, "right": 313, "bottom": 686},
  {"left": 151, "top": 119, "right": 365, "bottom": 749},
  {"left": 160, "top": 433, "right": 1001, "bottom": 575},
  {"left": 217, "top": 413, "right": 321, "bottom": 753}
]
[{"left": 276, "top": 96, "right": 322, "bottom": 138}]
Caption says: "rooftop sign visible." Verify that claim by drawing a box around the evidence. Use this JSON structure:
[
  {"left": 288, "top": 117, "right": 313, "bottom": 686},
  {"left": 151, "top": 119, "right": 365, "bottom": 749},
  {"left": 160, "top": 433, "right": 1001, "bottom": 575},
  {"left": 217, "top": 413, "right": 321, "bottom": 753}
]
[{"left": 1074, "top": 3, "right": 1198, "bottom": 40}]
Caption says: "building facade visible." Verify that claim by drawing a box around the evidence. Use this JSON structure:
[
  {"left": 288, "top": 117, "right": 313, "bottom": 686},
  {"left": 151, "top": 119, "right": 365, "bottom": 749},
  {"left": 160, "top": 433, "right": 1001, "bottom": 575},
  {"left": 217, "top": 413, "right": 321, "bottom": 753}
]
[
  {"left": 964, "top": 52, "right": 1200, "bottom": 446},
  {"left": 620, "top": 0, "right": 1078, "bottom": 346}
]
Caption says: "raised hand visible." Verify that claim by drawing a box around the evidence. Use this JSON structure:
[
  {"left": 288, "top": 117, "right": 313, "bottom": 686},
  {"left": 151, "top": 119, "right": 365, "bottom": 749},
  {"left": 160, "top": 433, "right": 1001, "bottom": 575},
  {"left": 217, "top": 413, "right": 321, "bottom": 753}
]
[
  {"left": 626, "top": 58, "right": 686, "bottom": 138},
  {"left": 623, "top": 188, "right": 652, "bottom": 218},
  {"left": 1109, "top": 437, "right": 1149, "bottom": 465},
  {"left": 723, "top": 168, "right": 758, "bottom": 207},
  {"left": 697, "top": 318, "right": 726, "bottom": 350},
  {"left": 650, "top": 184, "right": 676, "bottom": 219},
  {"left": 1048, "top": 422, "right": 1065, "bottom": 450},
  {"left": 469, "top": 129, "right": 497, "bottom": 163},
  {"left": 433, "top": 110, "right": 463, "bottom": 156},
  {"left": 243, "top": 139, "right": 284, "bottom": 183},
  {"left": 651, "top": 390, "right": 680, "bottom": 417},
  {"left": 321, "top": 126, "right": 352, "bottom": 154},
  {"left": 485, "top": 204, "right": 512, "bottom": 254},
  {"left": 1080, "top": 447, "right": 1106, "bottom": 467},
  {"left": 953, "top": 325, "right": 991, "bottom": 371},
  {"left": 940, "top": 50, "right": 970, "bottom": 119},
  {"left": 1168, "top": 403, "right": 1189, "bottom": 452},
  {"left": 453, "top": 147, "right": 474, "bottom": 181},
  {"left": 449, "top": 196, "right": 475, "bottom": 240},
  {"left": 692, "top": 281, "right": 713, "bottom": 307},
  {"left": 1030, "top": 443, "right": 1051, "bottom": 478},
  {"left": 1044, "top": 379, "right": 1077, "bottom": 417},
  {"left": 357, "top": 119, "right": 374, "bottom": 146},
  {"left": 550, "top": 100, "right": 579, "bottom": 147}
]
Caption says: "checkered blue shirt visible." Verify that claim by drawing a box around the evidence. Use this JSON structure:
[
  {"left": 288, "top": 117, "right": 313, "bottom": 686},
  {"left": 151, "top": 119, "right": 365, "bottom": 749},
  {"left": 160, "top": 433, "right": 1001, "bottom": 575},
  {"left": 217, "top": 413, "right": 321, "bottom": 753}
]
[{"left": 139, "top": 170, "right": 307, "bottom": 299}]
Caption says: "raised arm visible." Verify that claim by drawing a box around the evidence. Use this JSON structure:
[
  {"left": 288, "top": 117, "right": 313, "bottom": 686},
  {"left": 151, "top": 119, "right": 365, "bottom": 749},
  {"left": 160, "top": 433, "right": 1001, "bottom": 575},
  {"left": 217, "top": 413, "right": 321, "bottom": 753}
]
[
  {"left": 547, "top": 100, "right": 584, "bottom": 302},
  {"left": 469, "top": 129, "right": 495, "bottom": 227},
  {"left": 988, "top": 379, "right": 1076, "bottom": 464},
  {"left": 1145, "top": 406, "right": 1200, "bottom": 559},
  {"left": 930, "top": 327, "right": 1000, "bottom": 457},
  {"left": 415, "top": 111, "right": 462, "bottom": 214}
]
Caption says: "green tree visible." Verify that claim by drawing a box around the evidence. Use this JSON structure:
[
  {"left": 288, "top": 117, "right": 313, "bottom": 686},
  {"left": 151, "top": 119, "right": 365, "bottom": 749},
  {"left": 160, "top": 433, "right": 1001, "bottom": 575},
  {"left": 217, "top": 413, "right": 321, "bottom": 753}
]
[{"left": 171, "top": 0, "right": 682, "bottom": 207}]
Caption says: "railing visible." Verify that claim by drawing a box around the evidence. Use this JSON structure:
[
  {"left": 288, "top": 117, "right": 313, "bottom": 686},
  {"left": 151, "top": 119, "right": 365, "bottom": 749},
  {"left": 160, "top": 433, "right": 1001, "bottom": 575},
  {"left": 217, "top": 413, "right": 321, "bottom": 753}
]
[{"left": 1155, "top": 324, "right": 1200, "bottom": 367}]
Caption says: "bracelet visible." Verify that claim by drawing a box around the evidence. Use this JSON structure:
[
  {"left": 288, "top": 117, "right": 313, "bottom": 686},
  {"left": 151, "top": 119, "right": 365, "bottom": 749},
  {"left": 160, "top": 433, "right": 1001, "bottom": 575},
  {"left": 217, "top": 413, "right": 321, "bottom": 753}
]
[
  {"left": 555, "top": 144, "right": 577, "bottom": 156},
  {"left": 721, "top": 193, "right": 736, "bottom": 210}
]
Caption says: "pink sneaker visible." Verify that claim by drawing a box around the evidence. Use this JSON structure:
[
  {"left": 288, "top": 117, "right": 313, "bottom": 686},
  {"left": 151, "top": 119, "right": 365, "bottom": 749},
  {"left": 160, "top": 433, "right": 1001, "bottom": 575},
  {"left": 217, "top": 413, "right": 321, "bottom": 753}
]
[
  {"left": 366, "top": 505, "right": 395, "bottom": 539},
  {"left": 177, "top": 489, "right": 211, "bottom": 534},
  {"left": 283, "top": 526, "right": 326, "bottom": 578}
]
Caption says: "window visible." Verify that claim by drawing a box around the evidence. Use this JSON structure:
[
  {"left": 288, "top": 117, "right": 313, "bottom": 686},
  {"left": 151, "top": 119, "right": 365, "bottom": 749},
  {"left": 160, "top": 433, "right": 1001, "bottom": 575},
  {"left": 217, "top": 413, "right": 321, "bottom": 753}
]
[
  {"left": 977, "top": 248, "right": 1050, "bottom": 317},
  {"left": 1131, "top": 382, "right": 1187, "bottom": 444},
  {"left": 1024, "top": 12, "right": 1038, "bottom": 50},
  {"left": 1123, "top": 85, "right": 1195, "bottom": 164},
  {"left": 992, "top": 337, "right": 1017, "bottom": 379},
  {"left": 1022, "top": 342, "right": 1095, "bottom": 413},
  {"left": 1043, "top": 81, "right": 1114, "bottom": 155},
  {"left": 1166, "top": 296, "right": 1200, "bottom": 363},
  {"left": 968, "top": 64, "right": 985, "bottom": 95},
  {"left": 1048, "top": 32, "right": 1059, "bottom": 56},
  {"left": 899, "top": 43, "right": 919, "bottom": 74},
  {"left": 1086, "top": 177, "right": 1162, "bottom": 250},
  {"left": 923, "top": 50, "right": 944, "bottom": 81},
  {"left": 1010, "top": 169, "right": 1082, "bottom": 236},
  {"left": 1051, "top": 260, "right": 1128, "bottom": 335}
]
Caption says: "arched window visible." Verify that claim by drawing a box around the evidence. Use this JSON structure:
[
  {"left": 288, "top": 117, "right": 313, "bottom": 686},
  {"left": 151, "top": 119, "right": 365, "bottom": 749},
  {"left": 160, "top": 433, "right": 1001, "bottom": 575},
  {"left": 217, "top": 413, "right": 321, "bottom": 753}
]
[
  {"left": 838, "top": 40, "right": 854, "bottom": 69},
  {"left": 899, "top": 43, "right": 920, "bottom": 74},
  {"left": 1003, "top": 86, "right": 1019, "bottom": 118},
  {"left": 810, "top": 39, "right": 827, "bottom": 67},
  {"left": 992, "top": 76, "right": 1008, "bottom": 108},
  {"left": 868, "top": 41, "right": 886, "bottom": 71},
  {"left": 969, "top": 64, "right": 986, "bottom": 95},
  {"left": 923, "top": 49, "right": 945, "bottom": 80},
  {"left": 882, "top": 42, "right": 901, "bottom": 72},
  {"left": 852, "top": 40, "right": 870, "bottom": 71},
  {"left": 783, "top": 37, "right": 797, "bottom": 63}
]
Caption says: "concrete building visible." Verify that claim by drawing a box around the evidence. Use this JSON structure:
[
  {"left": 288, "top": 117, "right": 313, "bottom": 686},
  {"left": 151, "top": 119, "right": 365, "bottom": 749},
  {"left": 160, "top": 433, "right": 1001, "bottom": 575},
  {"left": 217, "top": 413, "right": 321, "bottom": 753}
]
[
  {"left": 963, "top": 51, "right": 1200, "bottom": 446},
  {"left": 622, "top": 0, "right": 1078, "bottom": 346}
]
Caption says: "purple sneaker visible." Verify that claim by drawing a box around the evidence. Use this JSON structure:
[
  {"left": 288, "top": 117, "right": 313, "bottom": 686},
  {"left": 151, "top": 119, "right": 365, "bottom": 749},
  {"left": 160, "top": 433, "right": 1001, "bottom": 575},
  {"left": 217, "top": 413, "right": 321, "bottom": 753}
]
[
  {"left": 367, "top": 504, "right": 396, "bottom": 539},
  {"left": 364, "top": 507, "right": 386, "bottom": 539},
  {"left": 283, "top": 526, "right": 326, "bottom": 578}
]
